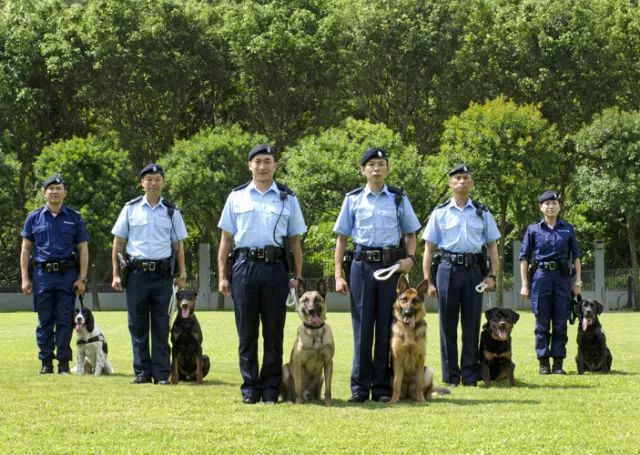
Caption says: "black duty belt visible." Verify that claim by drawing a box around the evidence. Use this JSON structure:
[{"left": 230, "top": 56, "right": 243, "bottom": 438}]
[
  {"left": 34, "top": 259, "right": 76, "bottom": 273},
  {"left": 355, "top": 247, "right": 406, "bottom": 265},
  {"left": 538, "top": 260, "right": 568, "bottom": 271},
  {"left": 440, "top": 252, "right": 481, "bottom": 268},
  {"left": 129, "top": 258, "right": 171, "bottom": 272},
  {"left": 234, "top": 246, "right": 285, "bottom": 262}
]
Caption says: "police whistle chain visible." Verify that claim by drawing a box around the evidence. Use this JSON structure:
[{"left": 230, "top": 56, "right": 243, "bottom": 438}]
[
  {"left": 168, "top": 284, "right": 179, "bottom": 329},
  {"left": 285, "top": 281, "right": 298, "bottom": 310},
  {"left": 475, "top": 281, "right": 494, "bottom": 309},
  {"left": 373, "top": 263, "right": 401, "bottom": 281}
]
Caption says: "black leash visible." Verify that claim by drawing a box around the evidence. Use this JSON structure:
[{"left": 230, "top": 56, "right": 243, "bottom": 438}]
[
  {"left": 570, "top": 293, "right": 582, "bottom": 325},
  {"left": 78, "top": 293, "right": 85, "bottom": 312}
]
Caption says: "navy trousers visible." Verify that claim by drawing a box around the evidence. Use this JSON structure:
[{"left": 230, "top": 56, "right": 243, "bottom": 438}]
[
  {"left": 125, "top": 268, "right": 173, "bottom": 381},
  {"left": 349, "top": 258, "right": 397, "bottom": 399},
  {"left": 32, "top": 266, "right": 77, "bottom": 363},
  {"left": 436, "top": 261, "right": 484, "bottom": 385},
  {"left": 531, "top": 269, "right": 571, "bottom": 359},
  {"left": 231, "top": 257, "right": 289, "bottom": 401}
]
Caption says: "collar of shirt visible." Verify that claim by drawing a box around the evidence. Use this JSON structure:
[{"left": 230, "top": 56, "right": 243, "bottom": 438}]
[
  {"left": 141, "top": 195, "right": 165, "bottom": 209},
  {"left": 45, "top": 205, "right": 68, "bottom": 216},
  {"left": 247, "top": 180, "right": 279, "bottom": 196},
  {"left": 446, "top": 197, "right": 474, "bottom": 211},
  {"left": 362, "top": 184, "right": 391, "bottom": 199},
  {"left": 538, "top": 218, "right": 567, "bottom": 230}
]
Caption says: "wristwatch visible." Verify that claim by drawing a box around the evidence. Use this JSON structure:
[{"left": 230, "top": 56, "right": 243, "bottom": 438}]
[
  {"left": 79, "top": 277, "right": 88, "bottom": 284},
  {"left": 487, "top": 274, "right": 496, "bottom": 280},
  {"left": 574, "top": 281, "right": 583, "bottom": 287},
  {"left": 407, "top": 254, "right": 416, "bottom": 264}
]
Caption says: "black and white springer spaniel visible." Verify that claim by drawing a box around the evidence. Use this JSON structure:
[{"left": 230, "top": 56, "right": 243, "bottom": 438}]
[{"left": 73, "top": 307, "right": 114, "bottom": 375}]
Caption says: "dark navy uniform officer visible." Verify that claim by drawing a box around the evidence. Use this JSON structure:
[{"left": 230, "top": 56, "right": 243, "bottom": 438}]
[
  {"left": 20, "top": 176, "right": 90, "bottom": 374},
  {"left": 217, "top": 144, "right": 306, "bottom": 404},
  {"left": 422, "top": 165, "right": 500, "bottom": 387},
  {"left": 334, "top": 147, "right": 421, "bottom": 403},
  {"left": 111, "top": 163, "right": 188, "bottom": 385},
  {"left": 519, "top": 190, "right": 582, "bottom": 375}
]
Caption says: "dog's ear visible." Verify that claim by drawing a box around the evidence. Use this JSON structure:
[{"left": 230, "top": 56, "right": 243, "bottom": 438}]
[
  {"left": 509, "top": 309, "right": 520, "bottom": 324},
  {"left": 85, "top": 310, "right": 94, "bottom": 333},
  {"left": 316, "top": 279, "right": 327, "bottom": 299},
  {"left": 485, "top": 308, "right": 497, "bottom": 321},
  {"left": 396, "top": 274, "right": 410, "bottom": 295},
  {"left": 416, "top": 279, "right": 429, "bottom": 301},
  {"left": 296, "top": 278, "right": 306, "bottom": 298},
  {"left": 595, "top": 300, "right": 604, "bottom": 315}
]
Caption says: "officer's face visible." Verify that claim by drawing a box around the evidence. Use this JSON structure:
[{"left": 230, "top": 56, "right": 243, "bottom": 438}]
[
  {"left": 248, "top": 154, "right": 277, "bottom": 182},
  {"left": 140, "top": 173, "right": 165, "bottom": 195},
  {"left": 449, "top": 173, "right": 474, "bottom": 193},
  {"left": 361, "top": 159, "right": 389, "bottom": 181},
  {"left": 43, "top": 183, "right": 67, "bottom": 204},
  {"left": 540, "top": 199, "right": 560, "bottom": 217}
]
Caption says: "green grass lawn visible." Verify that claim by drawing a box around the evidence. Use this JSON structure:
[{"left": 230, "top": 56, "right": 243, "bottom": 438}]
[{"left": 0, "top": 308, "right": 638, "bottom": 454}]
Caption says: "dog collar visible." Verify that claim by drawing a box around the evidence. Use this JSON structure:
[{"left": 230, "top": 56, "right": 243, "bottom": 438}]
[
  {"left": 77, "top": 334, "right": 103, "bottom": 345},
  {"left": 303, "top": 322, "right": 325, "bottom": 330}
]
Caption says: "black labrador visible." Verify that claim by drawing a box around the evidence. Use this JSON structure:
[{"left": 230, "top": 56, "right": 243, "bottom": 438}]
[{"left": 575, "top": 299, "right": 613, "bottom": 374}]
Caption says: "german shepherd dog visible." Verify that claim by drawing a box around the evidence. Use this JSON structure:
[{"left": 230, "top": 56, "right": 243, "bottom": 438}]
[
  {"left": 479, "top": 307, "right": 520, "bottom": 387},
  {"left": 170, "top": 289, "right": 210, "bottom": 384},
  {"left": 575, "top": 299, "right": 613, "bottom": 374},
  {"left": 390, "top": 275, "right": 449, "bottom": 404},
  {"left": 281, "top": 279, "right": 335, "bottom": 406}
]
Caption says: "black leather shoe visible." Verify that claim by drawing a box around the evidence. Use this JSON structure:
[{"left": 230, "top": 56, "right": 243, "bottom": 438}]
[
  {"left": 347, "top": 394, "right": 368, "bottom": 403},
  {"left": 538, "top": 358, "right": 551, "bottom": 375},
  {"left": 372, "top": 395, "right": 391, "bottom": 403},
  {"left": 58, "top": 362, "right": 70, "bottom": 374},
  {"left": 131, "top": 375, "right": 152, "bottom": 384},
  {"left": 242, "top": 396, "right": 258, "bottom": 404},
  {"left": 263, "top": 398, "right": 278, "bottom": 404},
  {"left": 462, "top": 380, "right": 477, "bottom": 387},
  {"left": 40, "top": 364, "right": 54, "bottom": 375},
  {"left": 552, "top": 358, "right": 567, "bottom": 375},
  {"left": 155, "top": 380, "right": 169, "bottom": 385},
  {"left": 446, "top": 383, "right": 458, "bottom": 388}
]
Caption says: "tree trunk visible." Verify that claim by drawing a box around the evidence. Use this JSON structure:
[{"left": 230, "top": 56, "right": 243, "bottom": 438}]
[
  {"left": 627, "top": 218, "right": 639, "bottom": 311},
  {"left": 495, "top": 202, "right": 508, "bottom": 308}
]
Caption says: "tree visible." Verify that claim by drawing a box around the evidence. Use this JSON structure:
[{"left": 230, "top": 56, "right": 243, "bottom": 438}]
[
  {"left": 574, "top": 107, "right": 640, "bottom": 311},
  {"left": 439, "top": 96, "right": 563, "bottom": 305},
  {"left": 0, "top": 151, "right": 21, "bottom": 283}
]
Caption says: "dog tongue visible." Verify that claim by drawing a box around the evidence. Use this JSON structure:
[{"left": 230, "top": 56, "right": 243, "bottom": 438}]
[
  {"left": 582, "top": 318, "right": 589, "bottom": 331},
  {"left": 75, "top": 324, "right": 83, "bottom": 333},
  {"left": 498, "top": 328, "right": 508, "bottom": 339},
  {"left": 181, "top": 307, "right": 189, "bottom": 319},
  {"left": 309, "top": 314, "right": 321, "bottom": 325}
]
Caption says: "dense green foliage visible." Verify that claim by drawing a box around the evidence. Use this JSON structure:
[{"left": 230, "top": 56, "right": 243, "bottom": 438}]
[{"left": 2, "top": 0, "right": 640, "bottom": 291}]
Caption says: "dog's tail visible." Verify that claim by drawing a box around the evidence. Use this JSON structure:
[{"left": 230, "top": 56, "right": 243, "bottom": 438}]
[{"left": 424, "top": 366, "right": 451, "bottom": 399}]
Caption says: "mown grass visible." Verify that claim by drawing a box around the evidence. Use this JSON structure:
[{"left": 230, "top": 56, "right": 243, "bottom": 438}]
[{"left": 0, "top": 308, "right": 638, "bottom": 454}]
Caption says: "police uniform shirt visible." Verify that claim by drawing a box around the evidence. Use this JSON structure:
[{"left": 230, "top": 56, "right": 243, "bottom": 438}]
[
  {"left": 333, "top": 185, "right": 421, "bottom": 247},
  {"left": 21, "top": 205, "right": 90, "bottom": 262},
  {"left": 422, "top": 198, "right": 500, "bottom": 253},
  {"left": 519, "top": 219, "right": 581, "bottom": 262},
  {"left": 111, "top": 196, "right": 188, "bottom": 259},
  {"left": 217, "top": 181, "right": 307, "bottom": 248}
]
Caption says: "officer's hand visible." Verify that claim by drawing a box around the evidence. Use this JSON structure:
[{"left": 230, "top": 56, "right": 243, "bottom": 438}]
[
  {"left": 520, "top": 284, "right": 530, "bottom": 300},
  {"left": 73, "top": 280, "right": 86, "bottom": 295},
  {"left": 335, "top": 277, "right": 348, "bottom": 295},
  {"left": 397, "top": 258, "right": 414, "bottom": 274},
  {"left": 21, "top": 279, "right": 32, "bottom": 295},
  {"left": 174, "top": 277, "right": 186, "bottom": 289},
  {"left": 219, "top": 279, "right": 230, "bottom": 296},
  {"left": 571, "top": 284, "right": 582, "bottom": 296},
  {"left": 112, "top": 276, "right": 123, "bottom": 292},
  {"left": 485, "top": 276, "right": 496, "bottom": 291},
  {"left": 427, "top": 283, "right": 437, "bottom": 298}
]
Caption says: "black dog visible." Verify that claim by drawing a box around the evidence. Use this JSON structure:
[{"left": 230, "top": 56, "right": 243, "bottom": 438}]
[
  {"left": 479, "top": 307, "right": 520, "bottom": 386},
  {"left": 575, "top": 299, "right": 612, "bottom": 374},
  {"left": 170, "top": 289, "right": 210, "bottom": 384}
]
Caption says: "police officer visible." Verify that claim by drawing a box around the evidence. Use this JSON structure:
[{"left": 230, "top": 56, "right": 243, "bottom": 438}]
[
  {"left": 111, "top": 163, "right": 187, "bottom": 385},
  {"left": 334, "top": 147, "right": 421, "bottom": 403},
  {"left": 519, "top": 190, "right": 582, "bottom": 375},
  {"left": 422, "top": 165, "right": 500, "bottom": 387},
  {"left": 217, "top": 144, "right": 306, "bottom": 404},
  {"left": 20, "top": 176, "right": 90, "bottom": 374}
]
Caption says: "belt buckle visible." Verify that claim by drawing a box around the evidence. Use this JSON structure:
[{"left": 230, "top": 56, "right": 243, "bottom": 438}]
[
  {"left": 256, "top": 248, "right": 265, "bottom": 260},
  {"left": 456, "top": 254, "right": 464, "bottom": 265},
  {"left": 52, "top": 262, "right": 60, "bottom": 272},
  {"left": 148, "top": 261, "right": 156, "bottom": 271},
  {"left": 548, "top": 262, "right": 556, "bottom": 271},
  {"left": 371, "top": 250, "right": 380, "bottom": 262}
]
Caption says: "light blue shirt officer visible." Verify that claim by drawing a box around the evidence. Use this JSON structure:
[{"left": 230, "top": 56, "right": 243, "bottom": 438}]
[
  {"left": 422, "top": 198, "right": 500, "bottom": 253},
  {"left": 218, "top": 180, "right": 306, "bottom": 247},
  {"left": 333, "top": 184, "right": 421, "bottom": 247},
  {"left": 111, "top": 195, "right": 188, "bottom": 259}
]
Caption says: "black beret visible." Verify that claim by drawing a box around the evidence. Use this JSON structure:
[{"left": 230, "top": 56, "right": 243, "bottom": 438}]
[
  {"left": 43, "top": 175, "right": 64, "bottom": 189},
  {"left": 248, "top": 144, "right": 275, "bottom": 161},
  {"left": 448, "top": 164, "right": 472, "bottom": 176},
  {"left": 360, "top": 147, "right": 388, "bottom": 166},
  {"left": 538, "top": 190, "right": 560, "bottom": 204},
  {"left": 140, "top": 163, "right": 164, "bottom": 178}
]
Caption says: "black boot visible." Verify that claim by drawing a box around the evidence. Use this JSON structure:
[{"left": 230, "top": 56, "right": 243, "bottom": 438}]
[
  {"left": 40, "top": 361, "right": 54, "bottom": 375},
  {"left": 58, "top": 361, "right": 70, "bottom": 374},
  {"left": 538, "top": 357, "right": 551, "bottom": 375},
  {"left": 552, "top": 358, "right": 567, "bottom": 375}
]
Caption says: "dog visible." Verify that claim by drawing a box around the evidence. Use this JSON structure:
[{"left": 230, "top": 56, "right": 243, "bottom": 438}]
[
  {"left": 479, "top": 307, "right": 519, "bottom": 387},
  {"left": 575, "top": 298, "right": 612, "bottom": 374},
  {"left": 281, "top": 279, "right": 334, "bottom": 405},
  {"left": 390, "top": 275, "right": 449, "bottom": 403},
  {"left": 170, "top": 289, "right": 210, "bottom": 384},
  {"left": 73, "top": 307, "right": 113, "bottom": 375}
]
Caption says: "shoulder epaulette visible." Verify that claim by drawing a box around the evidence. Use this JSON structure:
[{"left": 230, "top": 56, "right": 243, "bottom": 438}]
[
  {"left": 232, "top": 181, "right": 251, "bottom": 192},
  {"left": 471, "top": 199, "right": 490, "bottom": 213},
  {"left": 125, "top": 196, "right": 143, "bottom": 206},
  {"left": 65, "top": 206, "right": 81, "bottom": 215},
  {"left": 161, "top": 198, "right": 177, "bottom": 209},
  {"left": 387, "top": 185, "right": 405, "bottom": 207},
  {"left": 346, "top": 186, "right": 364, "bottom": 196},
  {"left": 275, "top": 181, "right": 295, "bottom": 197},
  {"left": 436, "top": 200, "right": 449, "bottom": 209}
]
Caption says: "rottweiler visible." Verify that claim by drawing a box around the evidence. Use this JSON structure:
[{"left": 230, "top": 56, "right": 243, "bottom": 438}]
[
  {"left": 479, "top": 307, "right": 520, "bottom": 387},
  {"left": 170, "top": 289, "right": 210, "bottom": 384},
  {"left": 576, "top": 299, "right": 612, "bottom": 374}
]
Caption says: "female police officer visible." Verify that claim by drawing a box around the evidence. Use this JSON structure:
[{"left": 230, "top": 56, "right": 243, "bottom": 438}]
[{"left": 519, "top": 190, "right": 582, "bottom": 375}]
